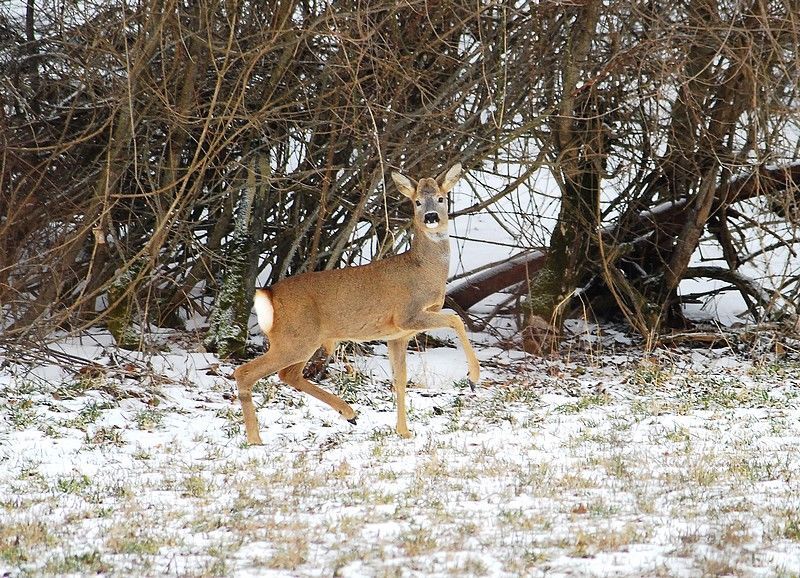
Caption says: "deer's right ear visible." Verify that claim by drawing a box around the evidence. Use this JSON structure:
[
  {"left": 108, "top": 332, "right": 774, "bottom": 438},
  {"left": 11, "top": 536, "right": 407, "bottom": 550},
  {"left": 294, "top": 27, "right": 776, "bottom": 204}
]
[{"left": 391, "top": 172, "right": 417, "bottom": 199}]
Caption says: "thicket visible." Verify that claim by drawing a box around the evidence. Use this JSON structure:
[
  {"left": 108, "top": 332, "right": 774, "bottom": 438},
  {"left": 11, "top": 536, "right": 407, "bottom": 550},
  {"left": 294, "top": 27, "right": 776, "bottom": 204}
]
[{"left": 1, "top": 0, "right": 798, "bottom": 357}]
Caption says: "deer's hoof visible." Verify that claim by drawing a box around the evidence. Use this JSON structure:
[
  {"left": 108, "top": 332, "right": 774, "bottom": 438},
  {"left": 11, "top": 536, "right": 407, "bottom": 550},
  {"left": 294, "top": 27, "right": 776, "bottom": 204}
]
[
  {"left": 467, "top": 376, "right": 477, "bottom": 392},
  {"left": 347, "top": 416, "right": 358, "bottom": 425}
]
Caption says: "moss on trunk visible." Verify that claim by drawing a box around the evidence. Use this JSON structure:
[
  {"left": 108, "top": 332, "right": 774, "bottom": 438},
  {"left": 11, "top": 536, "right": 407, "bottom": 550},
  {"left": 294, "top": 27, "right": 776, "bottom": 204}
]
[
  {"left": 205, "top": 149, "right": 269, "bottom": 359},
  {"left": 107, "top": 259, "right": 146, "bottom": 350},
  {"left": 205, "top": 235, "right": 251, "bottom": 358}
]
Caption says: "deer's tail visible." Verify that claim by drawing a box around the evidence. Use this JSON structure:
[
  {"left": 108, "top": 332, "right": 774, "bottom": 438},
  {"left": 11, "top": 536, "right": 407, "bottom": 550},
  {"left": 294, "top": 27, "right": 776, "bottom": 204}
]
[{"left": 253, "top": 288, "right": 274, "bottom": 334}]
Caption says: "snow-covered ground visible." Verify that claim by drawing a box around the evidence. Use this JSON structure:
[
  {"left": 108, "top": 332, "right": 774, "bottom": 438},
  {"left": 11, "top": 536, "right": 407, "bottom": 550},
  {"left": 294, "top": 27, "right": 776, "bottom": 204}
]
[
  {"left": 2, "top": 165, "right": 798, "bottom": 576},
  {"left": 2, "top": 327, "right": 800, "bottom": 577}
]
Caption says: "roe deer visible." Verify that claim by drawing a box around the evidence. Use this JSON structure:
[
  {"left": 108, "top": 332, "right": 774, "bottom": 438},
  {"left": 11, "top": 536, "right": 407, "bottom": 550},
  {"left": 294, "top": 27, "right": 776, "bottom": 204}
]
[{"left": 232, "top": 163, "right": 480, "bottom": 444}]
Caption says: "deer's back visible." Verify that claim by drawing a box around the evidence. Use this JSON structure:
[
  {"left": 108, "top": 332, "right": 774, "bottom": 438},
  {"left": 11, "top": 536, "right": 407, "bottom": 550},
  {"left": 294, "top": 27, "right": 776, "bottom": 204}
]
[{"left": 267, "top": 255, "right": 445, "bottom": 342}]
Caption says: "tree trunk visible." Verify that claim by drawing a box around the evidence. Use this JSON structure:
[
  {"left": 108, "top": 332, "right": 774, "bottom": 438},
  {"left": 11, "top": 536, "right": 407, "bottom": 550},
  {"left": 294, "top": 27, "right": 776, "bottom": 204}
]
[
  {"left": 522, "top": 1, "right": 602, "bottom": 354},
  {"left": 107, "top": 258, "right": 147, "bottom": 350},
  {"left": 205, "top": 148, "right": 270, "bottom": 358}
]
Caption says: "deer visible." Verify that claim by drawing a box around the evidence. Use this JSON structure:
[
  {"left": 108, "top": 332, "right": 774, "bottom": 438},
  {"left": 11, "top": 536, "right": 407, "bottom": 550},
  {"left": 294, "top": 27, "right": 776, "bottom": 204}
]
[{"left": 232, "top": 163, "right": 480, "bottom": 444}]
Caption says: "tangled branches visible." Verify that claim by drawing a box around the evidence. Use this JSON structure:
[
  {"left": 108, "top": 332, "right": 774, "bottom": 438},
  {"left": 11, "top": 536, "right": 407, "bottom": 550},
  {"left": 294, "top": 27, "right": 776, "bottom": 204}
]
[{"left": 1, "top": 0, "right": 798, "bottom": 354}]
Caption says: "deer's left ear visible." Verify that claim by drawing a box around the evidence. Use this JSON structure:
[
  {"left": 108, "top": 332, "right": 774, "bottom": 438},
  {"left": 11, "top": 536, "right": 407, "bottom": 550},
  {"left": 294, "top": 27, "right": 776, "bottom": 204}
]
[{"left": 436, "top": 163, "right": 462, "bottom": 193}]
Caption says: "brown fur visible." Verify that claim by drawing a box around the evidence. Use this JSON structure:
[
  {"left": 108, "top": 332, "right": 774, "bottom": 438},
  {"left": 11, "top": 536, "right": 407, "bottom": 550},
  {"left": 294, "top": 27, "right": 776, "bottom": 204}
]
[{"left": 233, "top": 165, "right": 480, "bottom": 444}]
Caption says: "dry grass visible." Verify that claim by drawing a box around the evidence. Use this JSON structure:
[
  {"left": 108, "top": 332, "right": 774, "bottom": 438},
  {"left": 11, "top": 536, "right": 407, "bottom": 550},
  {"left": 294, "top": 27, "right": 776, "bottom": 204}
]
[{"left": 1, "top": 345, "right": 800, "bottom": 577}]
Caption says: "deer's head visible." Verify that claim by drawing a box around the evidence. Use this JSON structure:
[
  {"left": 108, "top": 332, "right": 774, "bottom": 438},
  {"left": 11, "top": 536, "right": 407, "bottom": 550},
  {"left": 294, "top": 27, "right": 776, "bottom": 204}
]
[{"left": 391, "top": 163, "right": 461, "bottom": 237}]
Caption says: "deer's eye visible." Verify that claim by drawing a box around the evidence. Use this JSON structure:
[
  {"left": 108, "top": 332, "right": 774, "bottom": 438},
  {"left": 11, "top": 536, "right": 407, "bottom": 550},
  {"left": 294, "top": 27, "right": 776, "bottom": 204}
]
[
  {"left": 415, "top": 200, "right": 422, "bottom": 207},
  {"left": 438, "top": 197, "right": 445, "bottom": 203}
]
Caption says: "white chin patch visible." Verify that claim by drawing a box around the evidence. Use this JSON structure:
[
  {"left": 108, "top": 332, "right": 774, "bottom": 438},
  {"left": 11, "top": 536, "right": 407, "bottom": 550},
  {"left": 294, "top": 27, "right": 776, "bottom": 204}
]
[{"left": 425, "top": 222, "right": 439, "bottom": 229}]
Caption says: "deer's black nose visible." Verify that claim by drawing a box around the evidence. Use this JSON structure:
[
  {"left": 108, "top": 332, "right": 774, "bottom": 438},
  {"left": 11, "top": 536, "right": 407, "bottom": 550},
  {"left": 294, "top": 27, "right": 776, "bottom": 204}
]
[{"left": 424, "top": 212, "right": 439, "bottom": 225}]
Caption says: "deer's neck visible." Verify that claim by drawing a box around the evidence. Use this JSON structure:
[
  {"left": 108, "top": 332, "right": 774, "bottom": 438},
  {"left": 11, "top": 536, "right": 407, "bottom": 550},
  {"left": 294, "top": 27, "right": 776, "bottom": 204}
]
[{"left": 408, "top": 225, "right": 450, "bottom": 271}]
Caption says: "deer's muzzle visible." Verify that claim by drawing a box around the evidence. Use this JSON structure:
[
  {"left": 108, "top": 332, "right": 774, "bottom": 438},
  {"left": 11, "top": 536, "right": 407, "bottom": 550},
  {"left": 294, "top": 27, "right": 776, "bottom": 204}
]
[{"left": 424, "top": 212, "right": 440, "bottom": 228}]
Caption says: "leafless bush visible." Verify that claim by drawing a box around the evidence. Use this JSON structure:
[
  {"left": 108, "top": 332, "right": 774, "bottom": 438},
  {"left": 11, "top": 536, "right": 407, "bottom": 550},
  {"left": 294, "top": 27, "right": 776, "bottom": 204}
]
[
  {"left": 1, "top": 0, "right": 798, "bottom": 355},
  {"left": 1, "top": 0, "right": 526, "bottom": 349}
]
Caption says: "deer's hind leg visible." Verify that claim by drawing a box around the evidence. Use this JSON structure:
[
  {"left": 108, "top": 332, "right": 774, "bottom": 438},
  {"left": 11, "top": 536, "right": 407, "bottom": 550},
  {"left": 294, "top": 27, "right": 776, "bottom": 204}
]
[
  {"left": 233, "top": 343, "right": 319, "bottom": 445},
  {"left": 278, "top": 361, "right": 358, "bottom": 424}
]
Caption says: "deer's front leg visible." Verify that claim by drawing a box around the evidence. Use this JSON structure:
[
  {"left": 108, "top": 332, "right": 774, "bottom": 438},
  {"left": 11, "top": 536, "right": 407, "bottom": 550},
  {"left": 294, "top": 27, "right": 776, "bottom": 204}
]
[
  {"left": 387, "top": 337, "right": 412, "bottom": 438},
  {"left": 398, "top": 311, "right": 480, "bottom": 388}
]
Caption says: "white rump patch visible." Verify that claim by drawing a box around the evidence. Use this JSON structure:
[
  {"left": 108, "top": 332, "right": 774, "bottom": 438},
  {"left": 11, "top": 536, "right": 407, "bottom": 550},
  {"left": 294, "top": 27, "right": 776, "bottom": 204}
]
[{"left": 253, "top": 289, "right": 274, "bottom": 334}]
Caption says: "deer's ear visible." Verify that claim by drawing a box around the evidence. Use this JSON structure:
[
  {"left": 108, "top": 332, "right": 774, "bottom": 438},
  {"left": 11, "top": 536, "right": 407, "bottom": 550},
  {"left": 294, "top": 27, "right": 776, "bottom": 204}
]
[
  {"left": 391, "top": 172, "right": 417, "bottom": 199},
  {"left": 436, "top": 163, "right": 462, "bottom": 193}
]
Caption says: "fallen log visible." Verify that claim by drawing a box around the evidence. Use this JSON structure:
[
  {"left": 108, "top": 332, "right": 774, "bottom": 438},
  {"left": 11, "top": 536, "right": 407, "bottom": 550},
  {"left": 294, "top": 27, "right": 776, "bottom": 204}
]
[{"left": 446, "top": 250, "right": 546, "bottom": 312}]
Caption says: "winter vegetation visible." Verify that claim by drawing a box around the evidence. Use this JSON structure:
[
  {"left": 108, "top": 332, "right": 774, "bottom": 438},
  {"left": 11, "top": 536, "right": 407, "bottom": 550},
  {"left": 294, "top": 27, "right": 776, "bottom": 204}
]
[
  {"left": 3, "top": 330, "right": 800, "bottom": 577},
  {"left": 1, "top": 0, "right": 800, "bottom": 576}
]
